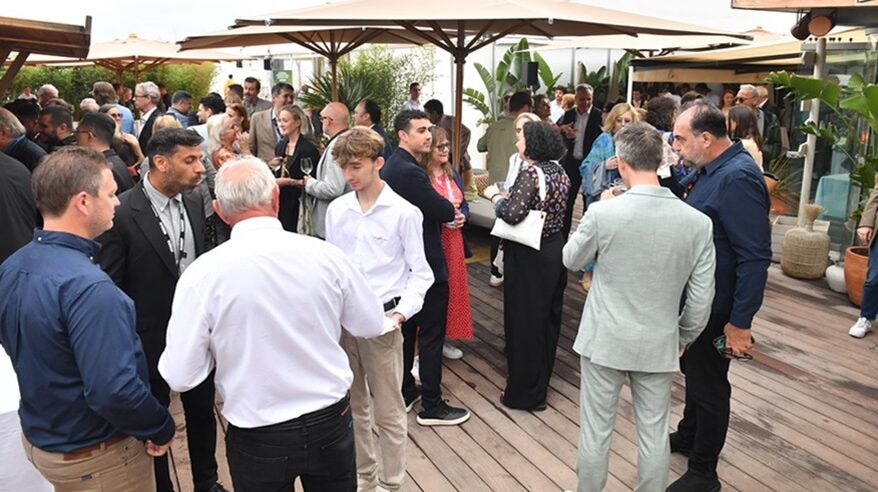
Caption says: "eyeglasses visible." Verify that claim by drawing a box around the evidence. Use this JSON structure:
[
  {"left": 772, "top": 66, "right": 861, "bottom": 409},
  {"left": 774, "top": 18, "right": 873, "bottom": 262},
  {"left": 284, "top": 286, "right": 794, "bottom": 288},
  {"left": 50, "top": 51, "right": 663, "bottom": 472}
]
[
  {"left": 109, "top": 113, "right": 122, "bottom": 119},
  {"left": 134, "top": 94, "right": 149, "bottom": 99},
  {"left": 436, "top": 144, "right": 450, "bottom": 151},
  {"left": 734, "top": 96, "right": 750, "bottom": 102}
]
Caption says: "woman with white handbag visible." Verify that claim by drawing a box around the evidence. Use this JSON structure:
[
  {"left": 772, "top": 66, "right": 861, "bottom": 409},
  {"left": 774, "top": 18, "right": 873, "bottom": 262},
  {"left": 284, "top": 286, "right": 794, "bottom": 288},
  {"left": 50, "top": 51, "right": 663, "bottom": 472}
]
[{"left": 482, "top": 121, "right": 570, "bottom": 412}]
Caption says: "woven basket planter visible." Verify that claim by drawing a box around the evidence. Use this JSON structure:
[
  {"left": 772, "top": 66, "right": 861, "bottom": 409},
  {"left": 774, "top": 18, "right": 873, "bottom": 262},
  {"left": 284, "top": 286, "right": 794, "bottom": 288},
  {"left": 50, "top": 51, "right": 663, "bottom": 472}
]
[{"left": 781, "top": 205, "right": 830, "bottom": 279}]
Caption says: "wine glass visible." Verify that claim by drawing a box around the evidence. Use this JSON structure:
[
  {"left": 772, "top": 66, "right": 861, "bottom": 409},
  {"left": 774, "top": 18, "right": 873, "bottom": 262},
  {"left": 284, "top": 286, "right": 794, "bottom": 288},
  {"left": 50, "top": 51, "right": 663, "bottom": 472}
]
[{"left": 300, "top": 157, "right": 314, "bottom": 177}]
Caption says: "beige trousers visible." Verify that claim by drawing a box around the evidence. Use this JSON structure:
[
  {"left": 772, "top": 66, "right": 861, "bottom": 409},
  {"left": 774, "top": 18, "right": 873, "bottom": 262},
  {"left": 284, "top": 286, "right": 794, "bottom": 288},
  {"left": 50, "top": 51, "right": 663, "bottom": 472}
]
[
  {"left": 341, "top": 328, "right": 407, "bottom": 491},
  {"left": 22, "top": 435, "right": 155, "bottom": 492}
]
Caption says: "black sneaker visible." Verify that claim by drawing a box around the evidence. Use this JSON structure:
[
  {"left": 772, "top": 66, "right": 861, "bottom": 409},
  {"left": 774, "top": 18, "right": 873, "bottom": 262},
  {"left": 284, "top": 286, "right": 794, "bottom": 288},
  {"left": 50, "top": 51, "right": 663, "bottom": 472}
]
[
  {"left": 666, "top": 470, "right": 721, "bottom": 492},
  {"left": 669, "top": 432, "right": 692, "bottom": 457},
  {"left": 416, "top": 401, "right": 470, "bottom": 426},
  {"left": 404, "top": 393, "right": 421, "bottom": 413}
]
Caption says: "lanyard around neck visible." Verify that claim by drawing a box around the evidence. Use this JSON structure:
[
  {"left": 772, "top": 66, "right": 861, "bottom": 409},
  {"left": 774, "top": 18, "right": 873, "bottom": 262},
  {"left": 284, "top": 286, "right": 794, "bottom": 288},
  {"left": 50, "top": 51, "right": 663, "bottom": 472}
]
[{"left": 142, "top": 188, "right": 187, "bottom": 271}]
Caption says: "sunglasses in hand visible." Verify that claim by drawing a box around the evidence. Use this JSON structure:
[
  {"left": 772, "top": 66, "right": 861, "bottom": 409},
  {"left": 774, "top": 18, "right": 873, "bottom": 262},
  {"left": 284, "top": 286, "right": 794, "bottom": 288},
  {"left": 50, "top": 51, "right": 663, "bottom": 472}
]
[{"left": 712, "top": 334, "right": 755, "bottom": 361}]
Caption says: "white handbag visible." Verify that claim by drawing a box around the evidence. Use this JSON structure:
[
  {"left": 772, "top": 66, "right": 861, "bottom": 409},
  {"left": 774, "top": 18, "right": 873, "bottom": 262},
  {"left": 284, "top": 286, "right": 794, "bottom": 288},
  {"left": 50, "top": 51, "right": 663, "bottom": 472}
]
[{"left": 490, "top": 166, "right": 547, "bottom": 251}]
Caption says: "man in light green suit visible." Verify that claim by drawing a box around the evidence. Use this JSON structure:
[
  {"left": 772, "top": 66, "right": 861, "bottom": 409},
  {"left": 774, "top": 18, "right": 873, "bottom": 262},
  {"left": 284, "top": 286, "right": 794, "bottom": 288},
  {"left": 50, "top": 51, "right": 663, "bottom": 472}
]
[{"left": 563, "top": 122, "right": 716, "bottom": 492}]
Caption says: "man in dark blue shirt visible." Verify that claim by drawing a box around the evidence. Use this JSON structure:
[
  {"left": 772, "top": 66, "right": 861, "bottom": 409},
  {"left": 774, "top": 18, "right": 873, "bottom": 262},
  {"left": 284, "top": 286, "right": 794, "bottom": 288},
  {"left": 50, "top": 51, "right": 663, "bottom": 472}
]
[
  {"left": 667, "top": 103, "right": 771, "bottom": 492},
  {"left": 0, "top": 147, "right": 175, "bottom": 492}
]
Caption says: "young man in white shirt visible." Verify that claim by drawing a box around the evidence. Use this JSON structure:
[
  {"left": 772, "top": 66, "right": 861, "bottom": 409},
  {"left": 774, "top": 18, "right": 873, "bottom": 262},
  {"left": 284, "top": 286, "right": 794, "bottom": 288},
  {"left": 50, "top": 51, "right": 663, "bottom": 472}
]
[{"left": 325, "top": 127, "right": 434, "bottom": 492}]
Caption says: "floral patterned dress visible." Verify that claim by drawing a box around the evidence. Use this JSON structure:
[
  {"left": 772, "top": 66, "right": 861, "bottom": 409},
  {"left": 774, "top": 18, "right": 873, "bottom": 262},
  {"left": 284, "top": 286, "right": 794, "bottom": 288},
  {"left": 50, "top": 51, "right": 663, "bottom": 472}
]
[{"left": 432, "top": 172, "right": 473, "bottom": 340}]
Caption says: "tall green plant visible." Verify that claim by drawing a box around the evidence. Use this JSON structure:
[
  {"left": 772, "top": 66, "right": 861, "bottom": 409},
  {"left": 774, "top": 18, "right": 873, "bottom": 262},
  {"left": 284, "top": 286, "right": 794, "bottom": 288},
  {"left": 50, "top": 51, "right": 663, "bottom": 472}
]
[
  {"left": 298, "top": 45, "right": 436, "bottom": 135},
  {"left": 767, "top": 71, "right": 878, "bottom": 222},
  {"left": 463, "top": 38, "right": 562, "bottom": 125}
]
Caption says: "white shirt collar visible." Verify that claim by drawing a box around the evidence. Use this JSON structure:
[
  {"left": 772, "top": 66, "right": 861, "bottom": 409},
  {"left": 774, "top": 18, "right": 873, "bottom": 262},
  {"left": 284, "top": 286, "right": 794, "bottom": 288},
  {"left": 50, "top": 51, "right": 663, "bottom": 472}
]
[{"left": 230, "top": 216, "right": 283, "bottom": 239}]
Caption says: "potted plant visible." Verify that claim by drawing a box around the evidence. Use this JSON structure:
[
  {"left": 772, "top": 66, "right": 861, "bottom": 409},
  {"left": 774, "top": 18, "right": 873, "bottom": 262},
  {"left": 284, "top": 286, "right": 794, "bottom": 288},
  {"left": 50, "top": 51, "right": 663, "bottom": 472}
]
[{"left": 767, "top": 71, "right": 878, "bottom": 305}]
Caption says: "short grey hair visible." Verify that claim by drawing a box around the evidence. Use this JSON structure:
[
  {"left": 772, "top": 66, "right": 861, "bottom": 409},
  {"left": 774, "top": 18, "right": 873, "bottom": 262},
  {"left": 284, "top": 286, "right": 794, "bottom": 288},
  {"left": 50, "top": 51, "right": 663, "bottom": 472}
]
[
  {"left": 614, "top": 122, "right": 663, "bottom": 172},
  {"left": 80, "top": 97, "right": 100, "bottom": 113},
  {"left": 136, "top": 81, "right": 161, "bottom": 104},
  {"left": 38, "top": 84, "right": 59, "bottom": 98},
  {"left": 575, "top": 83, "right": 594, "bottom": 94},
  {"left": 215, "top": 157, "right": 277, "bottom": 216},
  {"left": 739, "top": 84, "right": 758, "bottom": 98},
  {"left": 0, "top": 108, "right": 25, "bottom": 137}
]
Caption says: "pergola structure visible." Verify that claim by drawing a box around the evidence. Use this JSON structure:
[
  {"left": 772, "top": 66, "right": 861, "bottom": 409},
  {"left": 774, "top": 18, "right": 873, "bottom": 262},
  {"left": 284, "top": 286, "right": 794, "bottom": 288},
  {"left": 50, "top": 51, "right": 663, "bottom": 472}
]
[
  {"left": 24, "top": 33, "right": 244, "bottom": 83},
  {"left": 225, "top": 0, "right": 744, "bottom": 171},
  {"left": 0, "top": 15, "right": 91, "bottom": 95}
]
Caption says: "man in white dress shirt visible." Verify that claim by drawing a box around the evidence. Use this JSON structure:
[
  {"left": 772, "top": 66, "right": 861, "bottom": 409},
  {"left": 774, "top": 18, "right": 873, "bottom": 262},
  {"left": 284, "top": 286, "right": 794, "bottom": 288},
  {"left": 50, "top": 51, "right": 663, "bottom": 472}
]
[
  {"left": 325, "top": 127, "right": 434, "bottom": 491},
  {"left": 158, "top": 157, "right": 385, "bottom": 492}
]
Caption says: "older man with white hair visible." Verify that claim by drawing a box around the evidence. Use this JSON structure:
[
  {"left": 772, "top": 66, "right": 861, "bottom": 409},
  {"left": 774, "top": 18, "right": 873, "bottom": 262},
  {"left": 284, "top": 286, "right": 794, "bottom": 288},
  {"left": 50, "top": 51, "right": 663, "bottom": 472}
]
[
  {"left": 159, "top": 157, "right": 385, "bottom": 492},
  {"left": 37, "top": 84, "right": 58, "bottom": 108},
  {"left": 134, "top": 81, "right": 163, "bottom": 152}
]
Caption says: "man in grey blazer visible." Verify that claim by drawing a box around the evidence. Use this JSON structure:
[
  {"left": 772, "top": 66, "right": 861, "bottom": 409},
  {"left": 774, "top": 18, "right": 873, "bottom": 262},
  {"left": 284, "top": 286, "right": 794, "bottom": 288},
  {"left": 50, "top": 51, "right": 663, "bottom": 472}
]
[
  {"left": 248, "top": 83, "right": 294, "bottom": 163},
  {"left": 563, "top": 122, "right": 716, "bottom": 492}
]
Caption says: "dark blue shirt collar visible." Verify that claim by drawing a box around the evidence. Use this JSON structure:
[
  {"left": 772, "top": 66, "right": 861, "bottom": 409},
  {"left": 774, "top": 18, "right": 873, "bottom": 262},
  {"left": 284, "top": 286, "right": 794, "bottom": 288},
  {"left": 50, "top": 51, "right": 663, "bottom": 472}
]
[
  {"left": 701, "top": 140, "right": 746, "bottom": 177},
  {"left": 33, "top": 229, "right": 102, "bottom": 258},
  {"left": 3, "top": 134, "right": 25, "bottom": 152}
]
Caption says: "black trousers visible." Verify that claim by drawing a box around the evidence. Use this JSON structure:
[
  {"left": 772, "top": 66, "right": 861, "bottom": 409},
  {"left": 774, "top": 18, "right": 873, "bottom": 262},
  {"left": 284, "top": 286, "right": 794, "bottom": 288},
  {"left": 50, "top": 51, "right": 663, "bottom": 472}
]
[
  {"left": 490, "top": 236, "right": 502, "bottom": 277},
  {"left": 562, "top": 168, "right": 582, "bottom": 240},
  {"left": 226, "top": 396, "right": 355, "bottom": 492},
  {"left": 502, "top": 234, "right": 567, "bottom": 409},
  {"left": 152, "top": 372, "right": 218, "bottom": 492},
  {"left": 401, "top": 281, "right": 449, "bottom": 410},
  {"left": 676, "top": 314, "right": 732, "bottom": 478}
]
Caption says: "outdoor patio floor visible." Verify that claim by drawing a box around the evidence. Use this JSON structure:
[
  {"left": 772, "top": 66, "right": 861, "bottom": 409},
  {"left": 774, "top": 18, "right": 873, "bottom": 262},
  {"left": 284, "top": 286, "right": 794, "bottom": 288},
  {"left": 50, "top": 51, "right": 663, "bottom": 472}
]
[{"left": 166, "top": 225, "right": 878, "bottom": 492}]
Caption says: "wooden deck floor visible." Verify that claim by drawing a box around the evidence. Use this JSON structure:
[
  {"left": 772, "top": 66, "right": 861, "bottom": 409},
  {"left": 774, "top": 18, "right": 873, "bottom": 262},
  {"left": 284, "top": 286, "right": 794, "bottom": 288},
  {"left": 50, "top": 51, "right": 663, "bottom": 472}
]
[{"left": 168, "top": 226, "right": 878, "bottom": 492}]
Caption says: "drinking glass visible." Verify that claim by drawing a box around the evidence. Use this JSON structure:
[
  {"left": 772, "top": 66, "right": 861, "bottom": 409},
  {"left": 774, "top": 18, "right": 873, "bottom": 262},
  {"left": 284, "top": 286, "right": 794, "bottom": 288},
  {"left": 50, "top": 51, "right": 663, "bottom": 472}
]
[{"left": 301, "top": 157, "right": 314, "bottom": 176}]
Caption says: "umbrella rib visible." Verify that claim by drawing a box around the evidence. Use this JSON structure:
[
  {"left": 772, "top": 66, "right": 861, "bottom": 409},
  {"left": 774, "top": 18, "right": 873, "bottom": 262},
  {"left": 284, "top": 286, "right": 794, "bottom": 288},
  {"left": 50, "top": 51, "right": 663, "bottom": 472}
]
[
  {"left": 468, "top": 21, "right": 529, "bottom": 53},
  {"left": 464, "top": 21, "right": 494, "bottom": 52},
  {"left": 279, "top": 33, "right": 331, "bottom": 58},
  {"left": 426, "top": 21, "right": 455, "bottom": 50},
  {"left": 397, "top": 21, "right": 454, "bottom": 52},
  {"left": 336, "top": 29, "right": 385, "bottom": 57}
]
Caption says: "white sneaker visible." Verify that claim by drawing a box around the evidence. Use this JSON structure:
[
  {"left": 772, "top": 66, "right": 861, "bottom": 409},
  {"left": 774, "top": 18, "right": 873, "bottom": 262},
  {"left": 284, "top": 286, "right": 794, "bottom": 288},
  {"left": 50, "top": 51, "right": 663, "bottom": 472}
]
[
  {"left": 411, "top": 355, "right": 420, "bottom": 382},
  {"left": 849, "top": 317, "right": 873, "bottom": 338},
  {"left": 489, "top": 274, "right": 504, "bottom": 287},
  {"left": 442, "top": 343, "right": 463, "bottom": 360}
]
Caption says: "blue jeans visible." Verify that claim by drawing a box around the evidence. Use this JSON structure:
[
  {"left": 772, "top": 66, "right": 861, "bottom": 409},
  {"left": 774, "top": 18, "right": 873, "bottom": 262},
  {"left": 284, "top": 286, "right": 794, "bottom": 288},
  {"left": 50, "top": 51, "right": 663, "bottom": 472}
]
[
  {"left": 226, "top": 396, "right": 356, "bottom": 492},
  {"left": 862, "top": 239, "right": 878, "bottom": 319}
]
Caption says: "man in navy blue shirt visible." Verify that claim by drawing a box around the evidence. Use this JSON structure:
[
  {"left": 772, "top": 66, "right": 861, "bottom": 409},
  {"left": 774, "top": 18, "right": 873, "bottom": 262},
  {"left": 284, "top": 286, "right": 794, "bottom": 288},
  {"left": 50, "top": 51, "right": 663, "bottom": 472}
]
[
  {"left": 0, "top": 147, "right": 175, "bottom": 491},
  {"left": 667, "top": 103, "right": 771, "bottom": 492}
]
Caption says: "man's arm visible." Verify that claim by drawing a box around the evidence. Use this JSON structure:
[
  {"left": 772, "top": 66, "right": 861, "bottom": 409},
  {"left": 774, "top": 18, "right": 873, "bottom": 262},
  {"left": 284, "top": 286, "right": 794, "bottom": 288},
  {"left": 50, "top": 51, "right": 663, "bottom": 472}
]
[
  {"left": 68, "top": 282, "right": 175, "bottom": 445},
  {"left": 562, "top": 207, "right": 600, "bottom": 271},
  {"left": 390, "top": 165, "right": 456, "bottom": 223},
  {"left": 858, "top": 185, "right": 878, "bottom": 244},
  {"left": 96, "top": 225, "right": 127, "bottom": 286},
  {"left": 678, "top": 220, "right": 717, "bottom": 347},
  {"left": 393, "top": 208, "right": 434, "bottom": 321},
  {"left": 158, "top": 273, "right": 215, "bottom": 392},
  {"left": 305, "top": 152, "right": 347, "bottom": 200},
  {"left": 337, "top": 254, "right": 386, "bottom": 339},
  {"left": 719, "top": 174, "right": 771, "bottom": 329}
]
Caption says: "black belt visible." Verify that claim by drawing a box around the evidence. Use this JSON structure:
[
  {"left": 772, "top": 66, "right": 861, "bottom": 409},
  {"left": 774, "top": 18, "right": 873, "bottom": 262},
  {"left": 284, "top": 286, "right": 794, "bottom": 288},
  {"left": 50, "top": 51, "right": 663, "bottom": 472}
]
[{"left": 383, "top": 296, "right": 401, "bottom": 312}]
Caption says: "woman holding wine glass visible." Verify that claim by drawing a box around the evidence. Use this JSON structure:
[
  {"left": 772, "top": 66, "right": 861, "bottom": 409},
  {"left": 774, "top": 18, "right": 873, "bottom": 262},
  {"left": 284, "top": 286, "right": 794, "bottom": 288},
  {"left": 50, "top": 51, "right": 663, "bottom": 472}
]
[{"left": 270, "top": 104, "right": 321, "bottom": 232}]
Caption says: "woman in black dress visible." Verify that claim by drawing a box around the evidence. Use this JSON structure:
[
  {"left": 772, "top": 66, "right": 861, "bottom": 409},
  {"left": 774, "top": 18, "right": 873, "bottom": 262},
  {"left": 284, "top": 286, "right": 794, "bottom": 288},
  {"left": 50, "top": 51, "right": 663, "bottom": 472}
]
[
  {"left": 270, "top": 105, "right": 321, "bottom": 232},
  {"left": 486, "top": 121, "right": 570, "bottom": 411}
]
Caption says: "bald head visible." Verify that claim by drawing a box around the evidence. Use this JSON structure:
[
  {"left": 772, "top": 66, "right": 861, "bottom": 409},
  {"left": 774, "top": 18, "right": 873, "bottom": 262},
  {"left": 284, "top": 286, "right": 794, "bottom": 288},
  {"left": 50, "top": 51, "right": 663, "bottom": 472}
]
[
  {"left": 321, "top": 102, "right": 350, "bottom": 138},
  {"left": 214, "top": 157, "right": 279, "bottom": 226}
]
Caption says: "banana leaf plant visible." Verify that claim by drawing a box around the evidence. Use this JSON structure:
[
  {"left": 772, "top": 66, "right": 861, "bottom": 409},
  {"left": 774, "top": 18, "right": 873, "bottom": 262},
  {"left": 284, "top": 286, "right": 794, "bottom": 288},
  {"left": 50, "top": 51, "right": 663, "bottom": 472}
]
[
  {"left": 463, "top": 38, "right": 562, "bottom": 125},
  {"left": 767, "top": 71, "right": 878, "bottom": 222}
]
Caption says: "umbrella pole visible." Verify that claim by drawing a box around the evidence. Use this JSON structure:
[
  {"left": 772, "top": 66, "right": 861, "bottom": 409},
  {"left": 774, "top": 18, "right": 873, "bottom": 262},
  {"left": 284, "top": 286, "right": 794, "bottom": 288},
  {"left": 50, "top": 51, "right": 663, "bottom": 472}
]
[
  {"left": 797, "top": 36, "right": 826, "bottom": 227},
  {"left": 453, "top": 55, "right": 465, "bottom": 185},
  {"left": 330, "top": 56, "right": 339, "bottom": 102}
]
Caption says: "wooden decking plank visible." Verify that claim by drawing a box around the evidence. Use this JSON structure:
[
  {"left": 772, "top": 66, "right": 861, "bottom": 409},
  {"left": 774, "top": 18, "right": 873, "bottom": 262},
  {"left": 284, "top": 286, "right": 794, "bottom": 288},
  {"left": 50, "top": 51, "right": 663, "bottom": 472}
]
[
  {"left": 406, "top": 416, "right": 493, "bottom": 492},
  {"left": 404, "top": 430, "right": 456, "bottom": 492}
]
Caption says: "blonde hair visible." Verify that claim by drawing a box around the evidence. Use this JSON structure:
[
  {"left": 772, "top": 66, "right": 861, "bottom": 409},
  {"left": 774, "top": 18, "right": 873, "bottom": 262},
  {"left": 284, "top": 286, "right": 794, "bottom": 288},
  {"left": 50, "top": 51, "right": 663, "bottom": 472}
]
[
  {"left": 514, "top": 112, "right": 540, "bottom": 128},
  {"left": 602, "top": 103, "right": 641, "bottom": 133},
  {"left": 153, "top": 115, "right": 182, "bottom": 132},
  {"left": 561, "top": 93, "right": 575, "bottom": 110},
  {"left": 206, "top": 113, "right": 230, "bottom": 155}
]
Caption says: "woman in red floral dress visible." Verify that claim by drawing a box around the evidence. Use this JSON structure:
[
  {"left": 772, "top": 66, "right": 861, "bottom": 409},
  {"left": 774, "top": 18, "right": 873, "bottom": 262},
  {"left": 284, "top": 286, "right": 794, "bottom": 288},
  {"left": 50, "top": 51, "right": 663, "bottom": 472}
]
[{"left": 419, "top": 126, "right": 473, "bottom": 358}]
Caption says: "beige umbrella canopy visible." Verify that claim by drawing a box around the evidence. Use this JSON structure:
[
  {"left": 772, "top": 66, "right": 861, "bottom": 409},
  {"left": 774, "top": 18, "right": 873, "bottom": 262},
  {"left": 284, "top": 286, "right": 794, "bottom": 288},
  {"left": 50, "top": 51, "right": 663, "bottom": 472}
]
[
  {"left": 25, "top": 33, "right": 245, "bottom": 83},
  {"left": 527, "top": 34, "right": 752, "bottom": 57},
  {"left": 180, "top": 25, "right": 431, "bottom": 101},
  {"left": 232, "top": 0, "right": 747, "bottom": 170},
  {"left": 0, "top": 15, "right": 91, "bottom": 95}
]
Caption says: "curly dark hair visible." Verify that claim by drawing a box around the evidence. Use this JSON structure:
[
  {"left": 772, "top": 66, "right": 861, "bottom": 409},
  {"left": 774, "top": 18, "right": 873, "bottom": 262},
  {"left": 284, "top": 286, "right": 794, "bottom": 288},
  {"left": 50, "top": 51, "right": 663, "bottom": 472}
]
[
  {"left": 523, "top": 121, "right": 566, "bottom": 162},
  {"left": 645, "top": 96, "right": 677, "bottom": 132}
]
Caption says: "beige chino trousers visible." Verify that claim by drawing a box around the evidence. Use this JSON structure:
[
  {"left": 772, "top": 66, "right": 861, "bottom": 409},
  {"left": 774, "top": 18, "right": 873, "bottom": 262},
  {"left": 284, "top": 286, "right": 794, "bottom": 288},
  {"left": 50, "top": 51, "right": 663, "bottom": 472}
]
[{"left": 341, "top": 328, "right": 407, "bottom": 491}]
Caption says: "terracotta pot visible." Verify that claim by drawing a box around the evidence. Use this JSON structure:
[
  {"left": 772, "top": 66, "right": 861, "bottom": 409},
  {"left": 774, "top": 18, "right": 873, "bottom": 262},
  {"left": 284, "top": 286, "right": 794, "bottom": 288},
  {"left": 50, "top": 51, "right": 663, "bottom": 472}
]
[
  {"left": 844, "top": 246, "right": 869, "bottom": 306},
  {"left": 763, "top": 172, "right": 779, "bottom": 195}
]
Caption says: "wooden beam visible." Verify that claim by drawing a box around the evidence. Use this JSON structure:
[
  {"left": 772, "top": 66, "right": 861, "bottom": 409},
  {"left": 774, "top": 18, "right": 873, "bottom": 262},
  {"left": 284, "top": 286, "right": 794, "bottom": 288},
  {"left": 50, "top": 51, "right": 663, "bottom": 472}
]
[
  {"left": 632, "top": 67, "right": 776, "bottom": 84},
  {"left": 0, "top": 50, "right": 29, "bottom": 97}
]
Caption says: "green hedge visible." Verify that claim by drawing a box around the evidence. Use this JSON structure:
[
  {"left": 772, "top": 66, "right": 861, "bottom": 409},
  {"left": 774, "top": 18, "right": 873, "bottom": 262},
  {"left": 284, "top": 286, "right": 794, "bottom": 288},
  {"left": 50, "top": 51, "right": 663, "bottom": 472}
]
[{"left": 2, "top": 63, "right": 218, "bottom": 116}]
